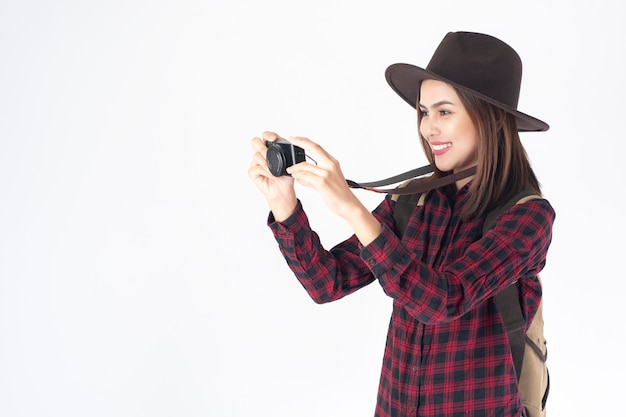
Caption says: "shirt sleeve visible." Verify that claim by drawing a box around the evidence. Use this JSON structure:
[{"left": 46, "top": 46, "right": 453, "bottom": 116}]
[
  {"left": 268, "top": 199, "right": 386, "bottom": 304},
  {"left": 361, "top": 198, "right": 555, "bottom": 324}
]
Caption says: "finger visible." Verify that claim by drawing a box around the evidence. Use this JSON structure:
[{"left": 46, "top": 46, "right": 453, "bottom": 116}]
[
  {"left": 289, "top": 167, "right": 327, "bottom": 191},
  {"left": 249, "top": 160, "right": 277, "bottom": 184},
  {"left": 289, "top": 136, "right": 331, "bottom": 161},
  {"left": 287, "top": 136, "right": 313, "bottom": 148},
  {"left": 262, "top": 131, "right": 281, "bottom": 143},
  {"left": 251, "top": 136, "right": 268, "bottom": 152},
  {"left": 248, "top": 162, "right": 267, "bottom": 181},
  {"left": 252, "top": 150, "right": 269, "bottom": 168},
  {"left": 287, "top": 160, "right": 323, "bottom": 176}
]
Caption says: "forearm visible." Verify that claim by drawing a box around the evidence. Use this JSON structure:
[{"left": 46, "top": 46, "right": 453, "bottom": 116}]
[
  {"left": 341, "top": 203, "right": 383, "bottom": 247},
  {"left": 363, "top": 199, "right": 554, "bottom": 324},
  {"left": 269, "top": 201, "right": 375, "bottom": 303}
]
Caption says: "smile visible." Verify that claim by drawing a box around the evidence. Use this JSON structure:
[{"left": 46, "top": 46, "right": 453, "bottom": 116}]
[
  {"left": 431, "top": 143, "right": 451, "bottom": 151},
  {"left": 431, "top": 142, "right": 451, "bottom": 156}
]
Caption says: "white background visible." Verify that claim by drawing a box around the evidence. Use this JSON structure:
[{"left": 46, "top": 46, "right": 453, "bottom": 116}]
[{"left": 1, "top": 1, "right": 624, "bottom": 416}]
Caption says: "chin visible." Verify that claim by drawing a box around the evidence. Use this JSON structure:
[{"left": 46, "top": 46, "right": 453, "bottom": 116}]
[
  {"left": 435, "top": 157, "right": 476, "bottom": 174},
  {"left": 434, "top": 161, "right": 453, "bottom": 173}
]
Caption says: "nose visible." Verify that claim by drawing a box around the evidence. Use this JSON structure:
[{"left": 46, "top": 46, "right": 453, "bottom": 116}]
[{"left": 419, "top": 114, "right": 439, "bottom": 140}]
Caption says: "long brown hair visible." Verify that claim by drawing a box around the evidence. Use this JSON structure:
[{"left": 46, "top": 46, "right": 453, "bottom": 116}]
[{"left": 417, "top": 86, "right": 541, "bottom": 220}]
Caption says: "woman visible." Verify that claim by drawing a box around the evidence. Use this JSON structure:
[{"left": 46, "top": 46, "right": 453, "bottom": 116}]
[{"left": 248, "top": 31, "right": 554, "bottom": 417}]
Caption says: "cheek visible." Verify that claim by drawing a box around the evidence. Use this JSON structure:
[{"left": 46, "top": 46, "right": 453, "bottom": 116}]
[
  {"left": 459, "top": 121, "right": 479, "bottom": 148},
  {"left": 461, "top": 137, "right": 479, "bottom": 156},
  {"left": 468, "top": 129, "right": 480, "bottom": 151}
]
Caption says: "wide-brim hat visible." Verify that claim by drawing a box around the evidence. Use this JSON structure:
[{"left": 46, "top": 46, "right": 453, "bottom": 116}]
[{"left": 385, "top": 31, "right": 549, "bottom": 132}]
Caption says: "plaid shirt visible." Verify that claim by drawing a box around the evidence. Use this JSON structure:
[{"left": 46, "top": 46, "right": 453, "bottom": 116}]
[{"left": 268, "top": 184, "right": 554, "bottom": 417}]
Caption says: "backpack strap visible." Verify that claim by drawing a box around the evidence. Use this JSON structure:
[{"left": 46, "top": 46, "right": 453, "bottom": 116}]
[
  {"left": 391, "top": 179, "right": 427, "bottom": 238},
  {"left": 393, "top": 193, "right": 425, "bottom": 238},
  {"left": 483, "top": 191, "right": 542, "bottom": 382}
]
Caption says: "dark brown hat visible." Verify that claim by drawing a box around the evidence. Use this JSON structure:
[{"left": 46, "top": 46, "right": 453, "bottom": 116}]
[{"left": 385, "top": 31, "right": 549, "bottom": 132}]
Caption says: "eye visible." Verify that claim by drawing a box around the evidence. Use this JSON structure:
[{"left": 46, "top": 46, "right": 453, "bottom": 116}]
[
  {"left": 419, "top": 109, "right": 429, "bottom": 117},
  {"left": 439, "top": 109, "right": 451, "bottom": 116}
]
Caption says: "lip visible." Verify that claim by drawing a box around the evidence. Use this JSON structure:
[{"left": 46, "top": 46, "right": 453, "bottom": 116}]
[{"left": 430, "top": 142, "right": 451, "bottom": 156}]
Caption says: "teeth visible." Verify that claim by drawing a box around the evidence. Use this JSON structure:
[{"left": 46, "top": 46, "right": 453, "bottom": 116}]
[{"left": 432, "top": 143, "right": 451, "bottom": 151}]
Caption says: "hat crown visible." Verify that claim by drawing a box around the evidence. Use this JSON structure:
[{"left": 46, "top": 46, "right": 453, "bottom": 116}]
[{"left": 427, "top": 32, "right": 522, "bottom": 109}]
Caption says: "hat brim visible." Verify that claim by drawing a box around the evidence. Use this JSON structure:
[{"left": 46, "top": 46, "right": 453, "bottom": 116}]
[{"left": 385, "top": 63, "right": 549, "bottom": 132}]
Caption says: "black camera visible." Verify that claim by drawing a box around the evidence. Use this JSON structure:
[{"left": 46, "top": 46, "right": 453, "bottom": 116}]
[{"left": 265, "top": 139, "right": 306, "bottom": 177}]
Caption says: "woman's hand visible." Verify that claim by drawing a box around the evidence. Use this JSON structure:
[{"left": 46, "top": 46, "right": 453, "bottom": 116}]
[
  {"left": 248, "top": 131, "right": 297, "bottom": 221},
  {"left": 286, "top": 136, "right": 383, "bottom": 245},
  {"left": 284, "top": 136, "right": 359, "bottom": 219}
]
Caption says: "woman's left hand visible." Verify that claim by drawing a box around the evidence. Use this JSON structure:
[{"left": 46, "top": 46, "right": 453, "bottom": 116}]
[
  {"left": 286, "top": 136, "right": 361, "bottom": 220},
  {"left": 288, "top": 136, "right": 383, "bottom": 245}
]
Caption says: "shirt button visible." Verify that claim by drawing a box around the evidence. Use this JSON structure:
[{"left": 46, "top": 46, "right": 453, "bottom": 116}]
[
  {"left": 368, "top": 259, "right": 376, "bottom": 266},
  {"left": 412, "top": 366, "right": 417, "bottom": 372}
]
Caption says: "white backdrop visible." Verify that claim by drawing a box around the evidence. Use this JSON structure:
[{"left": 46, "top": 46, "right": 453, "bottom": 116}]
[{"left": 1, "top": 1, "right": 624, "bottom": 416}]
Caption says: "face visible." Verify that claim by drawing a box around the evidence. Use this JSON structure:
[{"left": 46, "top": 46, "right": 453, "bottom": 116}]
[{"left": 418, "top": 79, "right": 479, "bottom": 174}]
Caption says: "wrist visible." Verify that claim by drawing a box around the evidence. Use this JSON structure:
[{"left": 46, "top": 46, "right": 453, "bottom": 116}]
[
  {"left": 342, "top": 204, "right": 382, "bottom": 247},
  {"left": 268, "top": 195, "right": 298, "bottom": 222}
]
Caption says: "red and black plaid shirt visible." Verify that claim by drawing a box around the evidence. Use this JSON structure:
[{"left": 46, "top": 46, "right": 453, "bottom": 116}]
[{"left": 268, "top": 184, "right": 554, "bottom": 417}]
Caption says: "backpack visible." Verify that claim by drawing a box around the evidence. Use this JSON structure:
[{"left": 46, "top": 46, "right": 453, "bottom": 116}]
[{"left": 392, "top": 189, "right": 550, "bottom": 417}]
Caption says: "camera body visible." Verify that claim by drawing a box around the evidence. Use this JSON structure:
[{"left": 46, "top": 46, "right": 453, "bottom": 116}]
[{"left": 266, "top": 139, "right": 306, "bottom": 177}]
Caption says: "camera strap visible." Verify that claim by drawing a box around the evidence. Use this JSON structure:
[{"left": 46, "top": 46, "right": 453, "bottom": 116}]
[{"left": 347, "top": 165, "right": 476, "bottom": 195}]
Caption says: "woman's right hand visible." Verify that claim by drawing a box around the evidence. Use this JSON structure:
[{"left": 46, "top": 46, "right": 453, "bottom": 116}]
[{"left": 248, "top": 131, "right": 298, "bottom": 222}]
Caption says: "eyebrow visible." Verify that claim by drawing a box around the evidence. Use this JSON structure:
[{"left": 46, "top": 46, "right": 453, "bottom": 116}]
[{"left": 418, "top": 100, "right": 455, "bottom": 110}]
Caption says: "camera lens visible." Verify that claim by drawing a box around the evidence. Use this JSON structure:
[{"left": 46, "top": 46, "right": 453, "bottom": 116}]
[{"left": 266, "top": 144, "right": 287, "bottom": 177}]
